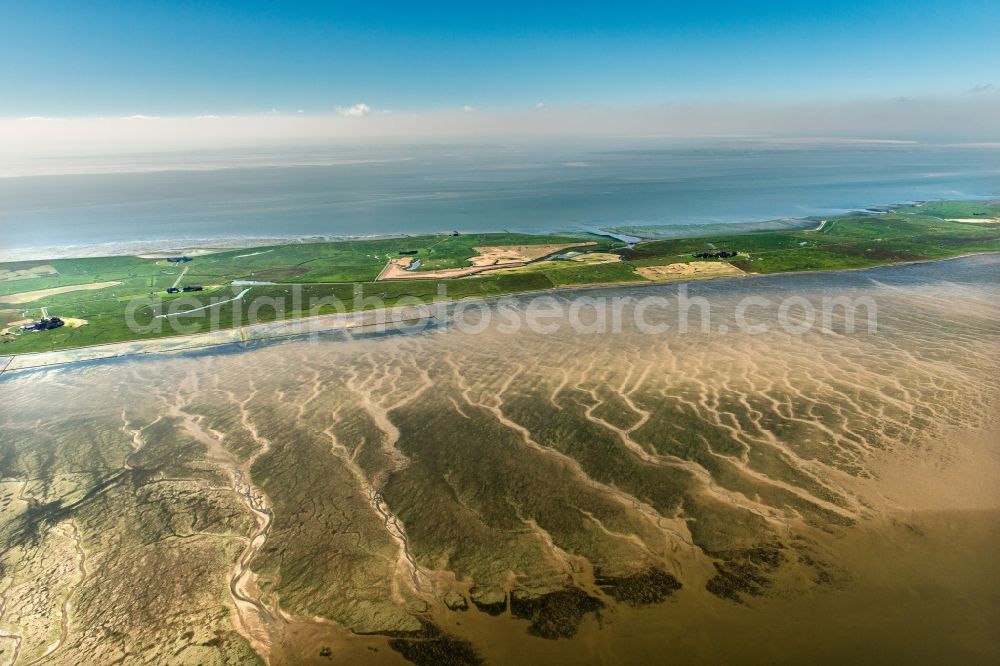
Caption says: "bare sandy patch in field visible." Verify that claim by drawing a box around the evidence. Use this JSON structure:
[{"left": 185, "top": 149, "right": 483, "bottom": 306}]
[
  {"left": 946, "top": 218, "right": 1000, "bottom": 224},
  {"left": 376, "top": 242, "right": 595, "bottom": 280},
  {"left": 636, "top": 261, "right": 744, "bottom": 281},
  {"left": 469, "top": 242, "right": 595, "bottom": 266},
  {"left": 0, "top": 281, "right": 122, "bottom": 304},
  {"left": 0, "top": 264, "right": 59, "bottom": 282}
]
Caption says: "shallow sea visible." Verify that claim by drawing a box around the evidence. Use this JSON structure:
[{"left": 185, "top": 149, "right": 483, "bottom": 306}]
[{"left": 1, "top": 140, "right": 998, "bottom": 256}]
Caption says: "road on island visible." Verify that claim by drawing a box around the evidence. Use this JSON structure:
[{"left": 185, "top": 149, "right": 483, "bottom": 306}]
[
  {"left": 170, "top": 265, "right": 189, "bottom": 289},
  {"left": 155, "top": 288, "right": 251, "bottom": 318}
]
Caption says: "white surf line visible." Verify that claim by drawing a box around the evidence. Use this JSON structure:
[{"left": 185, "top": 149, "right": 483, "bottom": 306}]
[
  {"left": 155, "top": 288, "right": 250, "bottom": 318},
  {"left": 234, "top": 249, "right": 273, "bottom": 259},
  {"left": 171, "top": 265, "right": 189, "bottom": 289}
]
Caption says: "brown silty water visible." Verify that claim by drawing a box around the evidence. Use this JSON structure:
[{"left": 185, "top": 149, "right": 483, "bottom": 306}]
[{"left": 1, "top": 255, "right": 999, "bottom": 665}]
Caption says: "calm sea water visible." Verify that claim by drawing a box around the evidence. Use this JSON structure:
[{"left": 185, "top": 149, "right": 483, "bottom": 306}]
[{"left": 1, "top": 140, "right": 998, "bottom": 253}]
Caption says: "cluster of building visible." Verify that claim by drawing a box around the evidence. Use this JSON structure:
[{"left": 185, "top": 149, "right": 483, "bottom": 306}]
[
  {"left": 20, "top": 317, "right": 64, "bottom": 332},
  {"left": 694, "top": 251, "right": 739, "bottom": 259},
  {"left": 166, "top": 256, "right": 199, "bottom": 293}
]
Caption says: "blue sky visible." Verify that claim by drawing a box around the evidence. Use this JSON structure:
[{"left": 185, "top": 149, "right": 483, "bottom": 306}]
[{"left": 2, "top": 0, "right": 999, "bottom": 116}]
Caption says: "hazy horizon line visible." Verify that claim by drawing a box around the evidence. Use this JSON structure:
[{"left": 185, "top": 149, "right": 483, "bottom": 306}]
[{"left": 3, "top": 93, "right": 999, "bottom": 167}]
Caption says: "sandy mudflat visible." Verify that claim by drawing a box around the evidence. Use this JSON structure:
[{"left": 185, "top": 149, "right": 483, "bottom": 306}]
[{"left": 1, "top": 255, "right": 998, "bottom": 664}]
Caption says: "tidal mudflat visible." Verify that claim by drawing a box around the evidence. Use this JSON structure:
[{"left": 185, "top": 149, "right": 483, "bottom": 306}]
[{"left": 1, "top": 255, "right": 999, "bottom": 665}]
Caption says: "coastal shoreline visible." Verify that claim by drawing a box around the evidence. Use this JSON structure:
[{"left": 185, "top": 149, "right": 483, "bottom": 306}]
[
  {"left": 0, "top": 200, "right": 946, "bottom": 263},
  {"left": 4, "top": 197, "right": 998, "bottom": 357},
  {"left": 3, "top": 251, "right": 996, "bottom": 375}
]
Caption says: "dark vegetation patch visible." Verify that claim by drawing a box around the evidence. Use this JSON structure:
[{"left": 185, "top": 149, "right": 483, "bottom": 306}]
[
  {"left": 796, "top": 552, "right": 839, "bottom": 586},
  {"left": 127, "top": 466, "right": 161, "bottom": 487},
  {"left": 890, "top": 516, "right": 926, "bottom": 536},
  {"left": 509, "top": 588, "right": 604, "bottom": 639},
  {"left": 704, "top": 545, "right": 785, "bottom": 603},
  {"left": 387, "top": 624, "right": 482, "bottom": 666},
  {"left": 595, "top": 566, "right": 682, "bottom": 606}
]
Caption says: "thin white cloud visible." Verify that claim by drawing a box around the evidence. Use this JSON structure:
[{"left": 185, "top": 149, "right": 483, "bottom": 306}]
[
  {"left": 462, "top": 105, "right": 474, "bottom": 112},
  {"left": 3, "top": 94, "right": 999, "bottom": 172},
  {"left": 337, "top": 103, "right": 371, "bottom": 117},
  {"left": 970, "top": 83, "right": 996, "bottom": 93},
  {"left": 535, "top": 101, "right": 546, "bottom": 109},
  {"left": 757, "top": 137, "right": 918, "bottom": 144}
]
